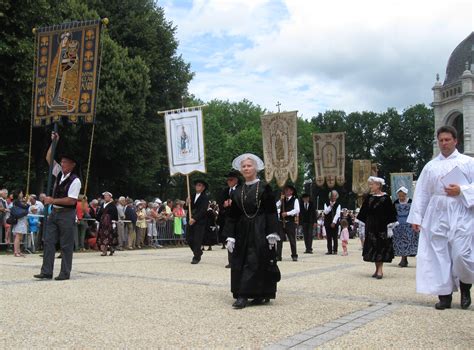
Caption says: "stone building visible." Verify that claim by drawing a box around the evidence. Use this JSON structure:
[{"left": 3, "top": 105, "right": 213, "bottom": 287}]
[{"left": 432, "top": 32, "right": 474, "bottom": 156}]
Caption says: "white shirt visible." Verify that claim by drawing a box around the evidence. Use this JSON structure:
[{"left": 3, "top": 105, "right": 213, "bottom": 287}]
[
  {"left": 323, "top": 201, "right": 341, "bottom": 224},
  {"left": 276, "top": 196, "right": 300, "bottom": 216},
  {"left": 52, "top": 162, "right": 81, "bottom": 200},
  {"left": 194, "top": 193, "right": 201, "bottom": 203}
]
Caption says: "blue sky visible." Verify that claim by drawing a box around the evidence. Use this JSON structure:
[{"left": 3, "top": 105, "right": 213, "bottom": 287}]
[{"left": 160, "top": 0, "right": 474, "bottom": 119}]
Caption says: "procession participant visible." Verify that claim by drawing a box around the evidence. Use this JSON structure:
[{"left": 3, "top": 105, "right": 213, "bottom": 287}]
[
  {"left": 34, "top": 131, "right": 81, "bottom": 280},
  {"left": 323, "top": 190, "right": 341, "bottom": 255},
  {"left": 408, "top": 126, "right": 474, "bottom": 310},
  {"left": 392, "top": 186, "right": 418, "bottom": 268},
  {"left": 299, "top": 193, "right": 316, "bottom": 254},
  {"left": 224, "top": 153, "right": 280, "bottom": 309},
  {"left": 357, "top": 177, "right": 398, "bottom": 279},
  {"left": 185, "top": 179, "right": 209, "bottom": 264},
  {"left": 276, "top": 185, "right": 300, "bottom": 261},
  {"left": 217, "top": 170, "right": 241, "bottom": 268},
  {"left": 96, "top": 191, "right": 119, "bottom": 256}
]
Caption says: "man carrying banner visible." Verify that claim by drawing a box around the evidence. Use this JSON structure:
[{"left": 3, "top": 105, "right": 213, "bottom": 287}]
[
  {"left": 408, "top": 126, "right": 474, "bottom": 310},
  {"left": 34, "top": 132, "right": 81, "bottom": 280},
  {"left": 276, "top": 184, "right": 300, "bottom": 261},
  {"left": 185, "top": 180, "right": 209, "bottom": 264},
  {"left": 324, "top": 190, "right": 341, "bottom": 255}
]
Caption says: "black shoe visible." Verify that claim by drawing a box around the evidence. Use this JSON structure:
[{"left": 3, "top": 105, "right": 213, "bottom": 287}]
[
  {"left": 191, "top": 258, "right": 200, "bottom": 264},
  {"left": 54, "top": 275, "right": 70, "bottom": 281},
  {"left": 325, "top": 252, "right": 332, "bottom": 255},
  {"left": 250, "top": 298, "right": 270, "bottom": 306},
  {"left": 435, "top": 294, "right": 452, "bottom": 310},
  {"left": 34, "top": 273, "right": 52, "bottom": 280},
  {"left": 232, "top": 297, "right": 248, "bottom": 309},
  {"left": 371, "top": 272, "right": 377, "bottom": 278},
  {"left": 207, "top": 247, "right": 212, "bottom": 251},
  {"left": 333, "top": 251, "right": 337, "bottom": 255},
  {"left": 292, "top": 256, "right": 298, "bottom": 262},
  {"left": 56, "top": 254, "right": 62, "bottom": 259},
  {"left": 398, "top": 257, "right": 408, "bottom": 267},
  {"left": 225, "top": 264, "right": 231, "bottom": 268},
  {"left": 460, "top": 282, "right": 472, "bottom": 310}
]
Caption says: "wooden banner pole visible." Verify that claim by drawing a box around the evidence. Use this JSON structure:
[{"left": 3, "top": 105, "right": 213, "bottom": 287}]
[{"left": 186, "top": 174, "right": 192, "bottom": 219}]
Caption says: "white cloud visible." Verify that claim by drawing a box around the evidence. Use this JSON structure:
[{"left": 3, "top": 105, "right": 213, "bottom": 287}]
[{"left": 162, "top": 0, "right": 474, "bottom": 117}]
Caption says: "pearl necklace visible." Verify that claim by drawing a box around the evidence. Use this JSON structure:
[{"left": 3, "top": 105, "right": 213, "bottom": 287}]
[{"left": 241, "top": 181, "right": 261, "bottom": 219}]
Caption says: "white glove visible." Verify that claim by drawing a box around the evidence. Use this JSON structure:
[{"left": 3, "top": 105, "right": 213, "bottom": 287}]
[
  {"left": 112, "top": 222, "right": 116, "bottom": 230},
  {"left": 386, "top": 222, "right": 399, "bottom": 238},
  {"left": 226, "top": 237, "right": 235, "bottom": 253},
  {"left": 266, "top": 233, "right": 281, "bottom": 250}
]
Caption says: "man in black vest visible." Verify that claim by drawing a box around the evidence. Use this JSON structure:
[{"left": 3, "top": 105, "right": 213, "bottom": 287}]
[
  {"left": 299, "top": 193, "right": 316, "bottom": 254},
  {"left": 34, "top": 132, "right": 81, "bottom": 280},
  {"left": 277, "top": 185, "right": 300, "bottom": 261},
  {"left": 323, "top": 190, "right": 341, "bottom": 255},
  {"left": 217, "top": 170, "right": 240, "bottom": 268},
  {"left": 185, "top": 179, "right": 209, "bottom": 264}
]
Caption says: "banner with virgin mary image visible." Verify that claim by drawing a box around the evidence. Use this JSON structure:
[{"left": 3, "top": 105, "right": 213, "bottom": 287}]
[
  {"left": 313, "top": 132, "right": 345, "bottom": 188},
  {"left": 32, "top": 20, "right": 103, "bottom": 126},
  {"left": 261, "top": 111, "right": 298, "bottom": 187},
  {"left": 165, "top": 107, "right": 206, "bottom": 176}
]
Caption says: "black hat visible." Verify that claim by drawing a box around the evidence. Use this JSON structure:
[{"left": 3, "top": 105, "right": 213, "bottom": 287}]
[
  {"left": 301, "top": 193, "right": 310, "bottom": 198},
  {"left": 193, "top": 179, "right": 208, "bottom": 191},
  {"left": 284, "top": 184, "right": 297, "bottom": 196},
  {"left": 224, "top": 170, "right": 241, "bottom": 179},
  {"left": 59, "top": 154, "right": 78, "bottom": 165}
]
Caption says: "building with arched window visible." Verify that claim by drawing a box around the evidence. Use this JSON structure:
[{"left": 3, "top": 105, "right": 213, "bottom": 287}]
[{"left": 432, "top": 32, "right": 474, "bottom": 156}]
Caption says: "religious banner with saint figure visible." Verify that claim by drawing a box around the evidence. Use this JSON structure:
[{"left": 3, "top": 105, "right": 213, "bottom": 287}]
[
  {"left": 261, "top": 111, "right": 298, "bottom": 187},
  {"left": 352, "top": 160, "right": 372, "bottom": 196},
  {"left": 32, "top": 20, "right": 103, "bottom": 126},
  {"left": 390, "top": 172, "right": 414, "bottom": 201},
  {"left": 313, "top": 132, "right": 345, "bottom": 188},
  {"left": 164, "top": 107, "right": 206, "bottom": 176}
]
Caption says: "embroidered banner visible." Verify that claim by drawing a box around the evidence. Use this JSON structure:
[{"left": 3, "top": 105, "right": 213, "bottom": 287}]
[
  {"left": 33, "top": 20, "right": 102, "bottom": 126},
  {"left": 390, "top": 172, "right": 414, "bottom": 201},
  {"left": 313, "top": 132, "right": 345, "bottom": 188},
  {"left": 352, "top": 160, "right": 372, "bottom": 195},
  {"left": 165, "top": 107, "right": 206, "bottom": 176},
  {"left": 261, "top": 111, "right": 298, "bottom": 187}
]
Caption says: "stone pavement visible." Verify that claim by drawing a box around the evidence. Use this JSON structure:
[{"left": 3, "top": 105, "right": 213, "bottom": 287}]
[{"left": 0, "top": 240, "right": 472, "bottom": 349}]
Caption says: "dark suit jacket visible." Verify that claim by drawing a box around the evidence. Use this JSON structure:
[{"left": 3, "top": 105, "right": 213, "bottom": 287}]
[
  {"left": 299, "top": 199, "right": 316, "bottom": 224},
  {"left": 187, "top": 192, "right": 209, "bottom": 226}
]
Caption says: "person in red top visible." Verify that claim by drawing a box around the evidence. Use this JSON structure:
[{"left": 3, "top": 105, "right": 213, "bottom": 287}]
[{"left": 76, "top": 194, "right": 90, "bottom": 251}]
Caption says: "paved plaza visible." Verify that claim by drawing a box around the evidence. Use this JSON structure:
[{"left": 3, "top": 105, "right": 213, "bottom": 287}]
[{"left": 0, "top": 240, "right": 472, "bottom": 349}]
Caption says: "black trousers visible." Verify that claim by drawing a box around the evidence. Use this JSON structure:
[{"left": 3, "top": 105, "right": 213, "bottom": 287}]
[
  {"left": 186, "top": 223, "right": 205, "bottom": 260},
  {"left": 302, "top": 222, "right": 313, "bottom": 252},
  {"left": 325, "top": 224, "right": 338, "bottom": 253},
  {"left": 277, "top": 221, "right": 298, "bottom": 259},
  {"left": 41, "top": 208, "right": 75, "bottom": 278}
]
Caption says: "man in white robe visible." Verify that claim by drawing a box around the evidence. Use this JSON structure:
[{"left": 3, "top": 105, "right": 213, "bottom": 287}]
[{"left": 408, "top": 125, "right": 474, "bottom": 310}]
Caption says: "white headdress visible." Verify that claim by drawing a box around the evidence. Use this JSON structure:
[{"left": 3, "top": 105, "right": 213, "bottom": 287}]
[
  {"left": 368, "top": 176, "right": 385, "bottom": 185},
  {"left": 232, "top": 153, "right": 265, "bottom": 171},
  {"left": 396, "top": 186, "right": 409, "bottom": 194},
  {"left": 102, "top": 191, "right": 113, "bottom": 197}
]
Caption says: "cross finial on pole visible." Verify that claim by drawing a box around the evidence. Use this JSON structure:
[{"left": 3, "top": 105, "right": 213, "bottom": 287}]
[{"left": 276, "top": 101, "right": 281, "bottom": 113}]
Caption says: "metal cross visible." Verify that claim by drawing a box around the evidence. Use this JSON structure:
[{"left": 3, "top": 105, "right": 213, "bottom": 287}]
[{"left": 276, "top": 101, "right": 281, "bottom": 113}]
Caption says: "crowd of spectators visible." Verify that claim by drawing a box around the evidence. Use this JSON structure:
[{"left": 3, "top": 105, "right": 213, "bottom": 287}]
[{"left": 0, "top": 187, "right": 362, "bottom": 256}]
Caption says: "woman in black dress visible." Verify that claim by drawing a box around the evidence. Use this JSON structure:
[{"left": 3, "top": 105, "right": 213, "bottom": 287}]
[
  {"left": 357, "top": 177, "right": 398, "bottom": 279},
  {"left": 224, "top": 153, "right": 280, "bottom": 309},
  {"left": 96, "top": 191, "right": 119, "bottom": 256}
]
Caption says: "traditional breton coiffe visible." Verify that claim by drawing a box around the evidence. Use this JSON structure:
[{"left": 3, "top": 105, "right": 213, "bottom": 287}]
[
  {"left": 407, "top": 149, "right": 474, "bottom": 295},
  {"left": 232, "top": 153, "right": 265, "bottom": 171},
  {"left": 396, "top": 186, "right": 409, "bottom": 194}
]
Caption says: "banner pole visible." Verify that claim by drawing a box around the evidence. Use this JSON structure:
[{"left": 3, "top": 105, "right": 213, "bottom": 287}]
[{"left": 186, "top": 174, "right": 192, "bottom": 218}]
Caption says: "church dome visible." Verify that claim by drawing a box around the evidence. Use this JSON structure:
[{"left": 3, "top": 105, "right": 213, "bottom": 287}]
[{"left": 444, "top": 32, "right": 474, "bottom": 85}]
